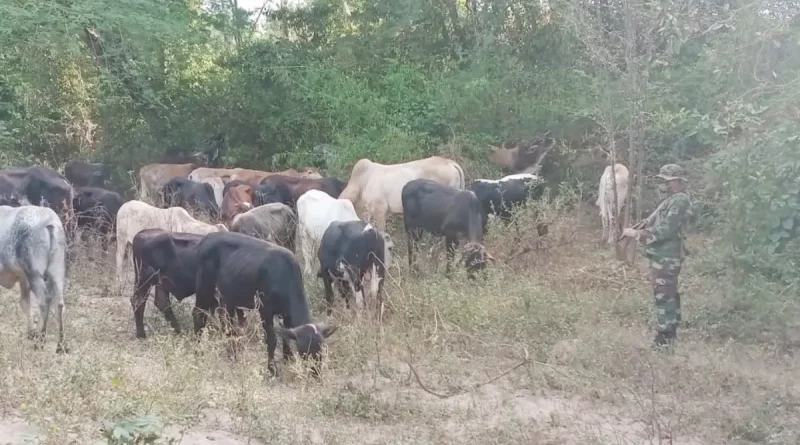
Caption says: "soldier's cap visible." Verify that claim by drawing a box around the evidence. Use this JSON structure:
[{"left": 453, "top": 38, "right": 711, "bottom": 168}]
[{"left": 655, "top": 164, "right": 686, "bottom": 181}]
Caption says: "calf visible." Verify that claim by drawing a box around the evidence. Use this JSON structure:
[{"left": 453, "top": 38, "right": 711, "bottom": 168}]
[
  {"left": 470, "top": 173, "right": 546, "bottom": 233},
  {"left": 297, "top": 190, "right": 361, "bottom": 276},
  {"left": 597, "top": 163, "right": 630, "bottom": 244},
  {"left": 194, "top": 232, "right": 338, "bottom": 376},
  {"left": 318, "top": 220, "right": 393, "bottom": 314},
  {"left": 230, "top": 203, "right": 297, "bottom": 251},
  {"left": 115, "top": 200, "right": 228, "bottom": 288},
  {"left": 130, "top": 229, "right": 204, "bottom": 339},
  {"left": 162, "top": 177, "right": 220, "bottom": 219},
  {"left": 402, "top": 179, "right": 493, "bottom": 277},
  {"left": 73, "top": 187, "right": 123, "bottom": 251},
  {"left": 64, "top": 161, "right": 110, "bottom": 188},
  {"left": 0, "top": 206, "right": 68, "bottom": 352}
]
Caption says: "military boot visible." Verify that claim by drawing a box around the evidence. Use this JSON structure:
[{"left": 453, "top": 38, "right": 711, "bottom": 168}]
[{"left": 652, "top": 326, "right": 677, "bottom": 350}]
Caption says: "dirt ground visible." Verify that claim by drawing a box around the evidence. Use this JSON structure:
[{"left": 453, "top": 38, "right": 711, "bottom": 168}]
[{"left": 1, "top": 209, "right": 798, "bottom": 445}]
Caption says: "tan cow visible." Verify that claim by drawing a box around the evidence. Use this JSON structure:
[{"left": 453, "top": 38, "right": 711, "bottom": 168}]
[
  {"left": 189, "top": 167, "right": 322, "bottom": 185},
  {"left": 115, "top": 200, "right": 228, "bottom": 288},
  {"left": 138, "top": 163, "right": 197, "bottom": 205},
  {"left": 338, "top": 156, "right": 465, "bottom": 230},
  {"left": 488, "top": 136, "right": 556, "bottom": 175}
]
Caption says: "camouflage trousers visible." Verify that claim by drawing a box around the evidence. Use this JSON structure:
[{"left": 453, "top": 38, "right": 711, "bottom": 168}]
[{"left": 649, "top": 261, "right": 682, "bottom": 332}]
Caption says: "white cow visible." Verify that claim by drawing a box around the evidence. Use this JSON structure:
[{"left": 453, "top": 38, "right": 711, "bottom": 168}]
[
  {"left": 296, "top": 190, "right": 360, "bottom": 276},
  {"left": 0, "top": 206, "right": 68, "bottom": 353},
  {"left": 338, "top": 156, "right": 465, "bottom": 230},
  {"left": 596, "top": 164, "right": 630, "bottom": 245},
  {"left": 198, "top": 176, "right": 225, "bottom": 207},
  {"left": 115, "top": 200, "right": 228, "bottom": 287}
]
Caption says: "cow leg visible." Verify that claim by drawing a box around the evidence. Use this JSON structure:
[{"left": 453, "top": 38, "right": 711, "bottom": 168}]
[
  {"left": 131, "top": 283, "right": 151, "bottom": 339},
  {"left": 322, "top": 271, "right": 335, "bottom": 315},
  {"left": 28, "top": 275, "right": 51, "bottom": 349},
  {"left": 280, "top": 314, "right": 294, "bottom": 362},
  {"left": 444, "top": 237, "right": 458, "bottom": 277},
  {"left": 259, "top": 308, "right": 279, "bottom": 376},
  {"left": 153, "top": 286, "right": 181, "bottom": 335},
  {"left": 406, "top": 227, "right": 422, "bottom": 272},
  {"left": 18, "top": 279, "right": 35, "bottom": 339}
]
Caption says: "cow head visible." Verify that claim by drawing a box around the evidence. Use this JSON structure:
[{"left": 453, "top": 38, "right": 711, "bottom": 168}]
[
  {"left": 277, "top": 322, "right": 338, "bottom": 375},
  {"left": 221, "top": 184, "right": 254, "bottom": 223},
  {"left": 488, "top": 134, "right": 556, "bottom": 175},
  {"left": 299, "top": 167, "right": 322, "bottom": 179},
  {"left": 463, "top": 242, "right": 495, "bottom": 278}
]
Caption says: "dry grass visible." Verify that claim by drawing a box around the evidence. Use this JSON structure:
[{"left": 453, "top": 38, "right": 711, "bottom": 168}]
[{"left": 1, "top": 202, "right": 799, "bottom": 445}]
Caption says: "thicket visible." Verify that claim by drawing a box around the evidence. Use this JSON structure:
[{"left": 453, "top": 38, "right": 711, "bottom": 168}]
[{"left": 1, "top": 0, "right": 799, "bottom": 283}]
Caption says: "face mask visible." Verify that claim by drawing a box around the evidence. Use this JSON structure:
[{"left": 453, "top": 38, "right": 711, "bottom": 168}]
[{"left": 658, "top": 183, "right": 669, "bottom": 194}]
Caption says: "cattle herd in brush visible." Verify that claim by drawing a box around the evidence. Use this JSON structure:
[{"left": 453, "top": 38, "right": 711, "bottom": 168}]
[{"left": 0, "top": 135, "right": 631, "bottom": 376}]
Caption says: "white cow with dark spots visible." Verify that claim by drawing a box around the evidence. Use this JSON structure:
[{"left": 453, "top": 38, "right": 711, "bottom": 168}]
[
  {"left": 0, "top": 205, "right": 68, "bottom": 353},
  {"left": 296, "top": 190, "right": 361, "bottom": 276}
]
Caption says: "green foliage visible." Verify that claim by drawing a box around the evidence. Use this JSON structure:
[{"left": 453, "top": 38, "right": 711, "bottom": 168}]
[{"left": 102, "top": 415, "right": 172, "bottom": 445}]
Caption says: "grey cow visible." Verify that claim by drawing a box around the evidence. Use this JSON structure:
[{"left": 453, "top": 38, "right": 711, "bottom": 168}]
[
  {"left": 0, "top": 205, "right": 68, "bottom": 352},
  {"left": 230, "top": 203, "right": 298, "bottom": 252}
]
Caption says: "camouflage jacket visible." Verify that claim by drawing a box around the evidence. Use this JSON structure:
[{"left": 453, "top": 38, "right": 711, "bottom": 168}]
[{"left": 643, "top": 192, "right": 692, "bottom": 264}]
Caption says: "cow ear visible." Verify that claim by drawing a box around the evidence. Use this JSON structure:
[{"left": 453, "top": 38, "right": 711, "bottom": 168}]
[
  {"left": 277, "top": 326, "right": 298, "bottom": 341},
  {"left": 318, "top": 323, "right": 338, "bottom": 339}
]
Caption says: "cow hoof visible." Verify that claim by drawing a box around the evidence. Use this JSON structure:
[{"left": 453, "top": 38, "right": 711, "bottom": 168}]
[
  {"left": 56, "top": 344, "right": 69, "bottom": 354},
  {"left": 135, "top": 332, "right": 147, "bottom": 340},
  {"left": 267, "top": 363, "right": 278, "bottom": 377}
]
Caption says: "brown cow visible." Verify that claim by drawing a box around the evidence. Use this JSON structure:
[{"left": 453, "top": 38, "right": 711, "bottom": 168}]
[
  {"left": 189, "top": 167, "right": 322, "bottom": 185},
  {"left": 138, "top": 163, "right": 197, "bottom": 205},
  {"left": 220, "top": 183, "right": 255, "bottom": 223},
  {"left": 257, "top": 175, "right": 346, "bottom": 207},
  {"left": 488, "top": 136, "right": 556, "bottom": 175},
  {"left": 338, "top": 156, "right": 465, "bottom": 231}
]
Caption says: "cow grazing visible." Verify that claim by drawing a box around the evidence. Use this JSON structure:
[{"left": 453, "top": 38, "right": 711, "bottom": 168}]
[
  {"left": 0, "top": 175, "right": 23, "bottom": 207},
  {"left": 338, "top": 156, "right": 465, "bottom": 230},
  {"left": 297, "top": 190, "right": 361, "bottom": 276},
  {"left": 130, "top": 229, "right": 203, "bottom": 339},
  {"left": 597, "top": 163, "right": 630, "bottom": 245},
  {"left": 318, "top": 220, "right": 393, "bottom": 314},
  {"left": 0, "top": 166, "right": 74, "bottom": 217},
  {"left": 402, "top": 179, "right": 493, "bottom": 277},
  {"left": 193, "top": 231, "right": 338, "bottom": 376},
  {"left": 162, "top": 177, "right": 220, "bottom": 219},
  {"left": 470, "top": 173, "right": 546, "bottom": 233},
  {"left": 230, "top": 203, "right": 297, "bottom": 251},
  {"left": 138, "top": 163, "right": 197, "bottom": 205},
  {"left": 0, "top": 206, "right": 68, "bottom": 353},
  {"left": 64, "top": 161, "right": 110, "bottom": 188},
  {"left": 257, "top": 175, "right": 346, "bottom": 208},
  {"left": 220, "top": 182, "right": 255, "bottom": 223},
  {"left": 115, "top": 200, "right": 227, "bottom": 288},
  {"left": 73, "top": 187, "right": 123, "bottom": 251},
  {"left": 199, "top": 177, "right": 225, "bottom": 207},
  {"left": 488, "top": 136, "right": 556, "bottom": 175}
]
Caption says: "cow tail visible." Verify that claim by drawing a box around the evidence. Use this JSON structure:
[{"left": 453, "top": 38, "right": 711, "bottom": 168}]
[{"left": 453, "top": 162, "right": 465, "bottom": 189}]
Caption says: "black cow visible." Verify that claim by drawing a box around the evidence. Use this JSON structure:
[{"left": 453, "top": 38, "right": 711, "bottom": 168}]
[
  {"left": 194, "top": 231, "right": 337, "bottom": 376},
  {"left": 470, "top": 173, "right": 546, "bottom": 234},
  {"left": 73, "top": 187, "right": 123, "bottom": 251},
  {"left": 131, "top": 229, "right": 203, "bottom": 339},
  {"left": 0, "top": 175, "right": 22, "bottom": 207},
  {"left": 401, "top": 179, "right": 493, "bottom": 277},
  {"left": 318, "top": 220, "right": 394, "bottom": 314},
  {"left": 258, "top": 175, "right": 346, "bottom": 209},
  {"left": 162, "top": 177, "right": 220, "bottom": 218},
  {"left": 0, "top": 166, "right": 73, "bottom": 216},
  {"left": 64, "top": 161, "right": 111, "bottom": 188}
]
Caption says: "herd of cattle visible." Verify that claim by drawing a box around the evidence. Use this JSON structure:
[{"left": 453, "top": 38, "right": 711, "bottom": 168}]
[{"left": 0, "top": 136, "right": 633, "bottom": 375}]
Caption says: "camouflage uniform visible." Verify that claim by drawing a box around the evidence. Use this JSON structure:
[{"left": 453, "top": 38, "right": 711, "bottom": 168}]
[{"left": 641, "top": 164, "right": 692, "bottom": 345}]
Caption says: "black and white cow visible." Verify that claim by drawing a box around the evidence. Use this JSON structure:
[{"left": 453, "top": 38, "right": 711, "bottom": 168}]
[
  {"left": 470, "top": 173, "right": 544, "bottom": 229},
  {"left": 162, "top": 177, "right": 220, "bottom": 219},
  {"left": 0, "top": 205, "right": 68, "bottom": 353},
  {"left": 73, "top": 187, "right": 123, "bottom": 251},
  {"left": 401, "top": 179, "right": 494, "bottom": 277},
  {"left": 317, "top": 220, "right": 393, "bottom": 314},
  {"left": 230, "top": 202, "right": 297, "bottom": 251},
  {"left": 194, "top": 231, "right": 337, "bottom": 376}
]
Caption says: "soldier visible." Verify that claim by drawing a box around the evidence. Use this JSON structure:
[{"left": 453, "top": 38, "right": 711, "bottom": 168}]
[{"left": 622, "top": 164, "right": 692, "bottom": 347}]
